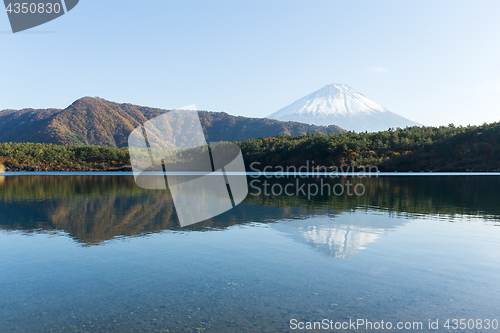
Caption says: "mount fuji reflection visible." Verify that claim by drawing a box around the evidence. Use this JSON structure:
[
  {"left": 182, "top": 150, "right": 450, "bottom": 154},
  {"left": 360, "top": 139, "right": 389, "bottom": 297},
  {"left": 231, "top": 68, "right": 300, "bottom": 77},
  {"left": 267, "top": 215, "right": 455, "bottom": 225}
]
[
  {"left": 273, "top": 216, "right": 390, "bottom": 259},
  {"left": 1, "top": 174, "right": 500, "bottom": 332},
  {"left": 1, "top": 174, "right": 497, "bottom": 252}
]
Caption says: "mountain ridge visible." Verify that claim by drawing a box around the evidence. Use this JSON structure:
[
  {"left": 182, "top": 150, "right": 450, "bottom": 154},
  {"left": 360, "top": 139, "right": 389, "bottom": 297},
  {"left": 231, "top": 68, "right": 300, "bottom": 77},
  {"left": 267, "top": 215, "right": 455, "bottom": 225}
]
[{"left": 0, "top": 97, "right": 346, "bottom": 147}]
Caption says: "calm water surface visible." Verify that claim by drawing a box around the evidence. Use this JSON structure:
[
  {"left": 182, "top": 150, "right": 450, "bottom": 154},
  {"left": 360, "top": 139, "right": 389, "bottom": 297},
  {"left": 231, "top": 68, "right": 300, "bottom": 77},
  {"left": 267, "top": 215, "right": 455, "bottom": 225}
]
[{"left": 0, "top": 175, "right": 499, "bottom": 332}]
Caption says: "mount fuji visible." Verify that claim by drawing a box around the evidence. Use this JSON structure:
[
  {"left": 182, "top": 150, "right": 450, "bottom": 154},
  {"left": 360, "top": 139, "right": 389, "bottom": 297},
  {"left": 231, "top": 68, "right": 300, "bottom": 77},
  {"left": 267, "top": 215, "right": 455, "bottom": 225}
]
[{"left": 267, "top": 84, "right": 421, "bottom": 132}]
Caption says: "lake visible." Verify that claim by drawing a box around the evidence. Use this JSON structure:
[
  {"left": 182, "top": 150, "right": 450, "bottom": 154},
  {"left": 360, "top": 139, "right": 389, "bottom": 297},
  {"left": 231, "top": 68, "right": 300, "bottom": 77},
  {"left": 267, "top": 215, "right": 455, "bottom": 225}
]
[{"left": 0, "top": 174, "right": 499, "bottom": 332}]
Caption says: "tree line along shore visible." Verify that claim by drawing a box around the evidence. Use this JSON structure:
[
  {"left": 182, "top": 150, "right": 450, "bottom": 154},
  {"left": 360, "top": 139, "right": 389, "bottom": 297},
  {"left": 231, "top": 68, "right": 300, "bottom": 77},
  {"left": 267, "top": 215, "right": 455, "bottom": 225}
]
[{"left": 0, "top": 122, "right": 499, "bottom": 173}]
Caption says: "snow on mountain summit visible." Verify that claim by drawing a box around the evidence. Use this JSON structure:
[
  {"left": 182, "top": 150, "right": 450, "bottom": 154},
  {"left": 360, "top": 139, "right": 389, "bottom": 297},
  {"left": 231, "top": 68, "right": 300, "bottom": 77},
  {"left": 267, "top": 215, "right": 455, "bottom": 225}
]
[
  {"left": 268, "top": 84, "right": 420, "bottom": 132},
  {"left": 270, "top": 84, "right": 388, "bottom": 118}
]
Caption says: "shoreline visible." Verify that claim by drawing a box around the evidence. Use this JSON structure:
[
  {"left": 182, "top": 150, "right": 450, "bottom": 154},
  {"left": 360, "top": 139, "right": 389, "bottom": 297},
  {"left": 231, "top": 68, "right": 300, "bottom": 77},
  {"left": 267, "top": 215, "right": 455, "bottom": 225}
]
[
  {"left": 2, "top": 171, "right": 500, "bottom": 176},
  {"left": 1, "top": 162, "right": 499, "bottom": 174}
]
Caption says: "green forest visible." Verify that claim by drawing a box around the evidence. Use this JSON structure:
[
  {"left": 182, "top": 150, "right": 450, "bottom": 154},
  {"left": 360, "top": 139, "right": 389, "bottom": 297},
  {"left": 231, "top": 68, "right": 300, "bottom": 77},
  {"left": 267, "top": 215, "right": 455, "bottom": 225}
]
[
  {"left": 0, "top": 143, "right": 130, "bottom": 171},
  {"left": 240, "top": 122, "right": 500, "bottom": 171},
  {"left": 1, "top": 121, "right": 500, "bottom": 172}
]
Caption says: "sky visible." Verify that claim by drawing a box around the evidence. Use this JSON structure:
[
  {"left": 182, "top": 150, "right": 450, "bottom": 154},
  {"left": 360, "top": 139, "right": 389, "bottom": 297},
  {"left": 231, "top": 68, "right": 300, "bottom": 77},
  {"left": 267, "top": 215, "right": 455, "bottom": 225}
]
[{"left": 1, "top": 0, "right": 500, "bottom": 127}]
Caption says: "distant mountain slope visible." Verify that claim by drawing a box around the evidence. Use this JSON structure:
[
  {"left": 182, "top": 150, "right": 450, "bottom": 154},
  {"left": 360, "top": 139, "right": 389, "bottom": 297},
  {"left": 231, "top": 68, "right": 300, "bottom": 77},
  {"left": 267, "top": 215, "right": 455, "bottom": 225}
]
[
  {"left": 0, "top": 97, "right": 346, "bottom": 147},
  {"left": 0, "top": 108, "right": 61, "bottom": 144},
  {"left": 268, "top": 84, "right": 421, "bottom": 132}
]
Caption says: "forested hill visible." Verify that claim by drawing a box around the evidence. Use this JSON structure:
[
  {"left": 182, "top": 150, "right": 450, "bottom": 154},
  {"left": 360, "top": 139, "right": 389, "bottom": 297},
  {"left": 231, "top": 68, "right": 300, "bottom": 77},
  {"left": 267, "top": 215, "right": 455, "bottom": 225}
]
[
  {"left": 240, "top": 122, "right": 500, "bottom": 172},
  {"left": 1, "top": 121, "right": 500, "bottom": 172},
  {"left": 0, "top": 97, "right": 346, "bottom": 147}
]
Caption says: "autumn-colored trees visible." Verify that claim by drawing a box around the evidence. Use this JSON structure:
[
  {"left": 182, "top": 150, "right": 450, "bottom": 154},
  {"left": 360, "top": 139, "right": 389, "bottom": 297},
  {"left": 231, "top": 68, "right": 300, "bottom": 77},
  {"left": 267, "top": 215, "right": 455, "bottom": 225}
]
[
  {"left": 1, "top": 121, "right": 500, "bottom": 172},
  {"left": 239, "top": 122, "right": 500, "bottom": 171},
  {"left": 0, "top": 142, "right": 130, "bottom": 171}
]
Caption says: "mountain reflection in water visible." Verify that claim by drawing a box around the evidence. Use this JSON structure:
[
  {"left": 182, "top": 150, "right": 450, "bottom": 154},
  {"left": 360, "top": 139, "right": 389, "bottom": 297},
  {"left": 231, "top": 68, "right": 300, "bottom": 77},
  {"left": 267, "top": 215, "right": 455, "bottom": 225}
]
[
  {"left": 2, "top": 174, "right": 500, "bottom": 333},
  {"left": 275, "top": 219, "right": 386, "bottom": 258},
  {"left": 0, "top": 175, "right": 499, "bottom": 255}
]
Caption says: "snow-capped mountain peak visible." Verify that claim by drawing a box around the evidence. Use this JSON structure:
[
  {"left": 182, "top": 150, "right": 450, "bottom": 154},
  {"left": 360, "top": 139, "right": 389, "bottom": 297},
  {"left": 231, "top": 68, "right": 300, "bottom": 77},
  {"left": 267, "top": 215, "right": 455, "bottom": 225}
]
[{"left": 268, "top": 84, "right": 420, "bottom": 132}]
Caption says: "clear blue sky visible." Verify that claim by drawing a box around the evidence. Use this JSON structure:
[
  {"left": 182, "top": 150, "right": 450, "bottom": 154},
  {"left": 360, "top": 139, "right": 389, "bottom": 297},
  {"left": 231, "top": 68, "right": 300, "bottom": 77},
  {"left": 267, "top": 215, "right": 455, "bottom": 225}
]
[{"left": 2, "top": 0, "right": 500, "bottom": 127}]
